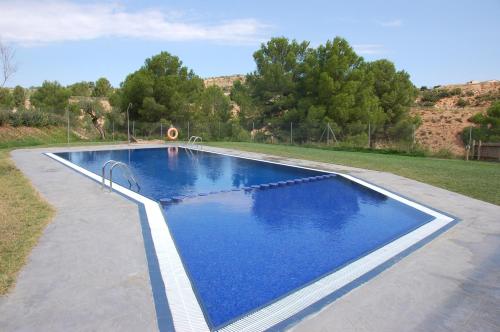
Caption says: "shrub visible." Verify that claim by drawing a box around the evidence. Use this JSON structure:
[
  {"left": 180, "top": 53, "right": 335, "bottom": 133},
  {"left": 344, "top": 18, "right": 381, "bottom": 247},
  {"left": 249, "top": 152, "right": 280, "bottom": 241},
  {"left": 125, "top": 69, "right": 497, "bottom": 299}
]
[
  {"left": 450, "top": 87, "right": 462, "bottom": 96},
  {"left": 0, "top": 109, "right": 9, "bottom": 126},
  {"left": 437, "top": 89, "right": 451, "bottom": 98},
  {"left": 433, "top": 147, "right": 455, "bottom": 159},
  {"left": 461, "top": 101, "right": 500, "bottom": 143},
  {"left": 465, "top": 90, "right": 474, "bottom": 97},
  {"left": 421, "top": 90, "right": 440, "bottom": 103},
  {"left": 0, "top": 88, "right": 14, "bottom": 109},
  {"left": 456, "top": 98, "right": 468, "bottom": 107},
  {"left": 8, "top": 109, "right": 63, "bottom": 127}
]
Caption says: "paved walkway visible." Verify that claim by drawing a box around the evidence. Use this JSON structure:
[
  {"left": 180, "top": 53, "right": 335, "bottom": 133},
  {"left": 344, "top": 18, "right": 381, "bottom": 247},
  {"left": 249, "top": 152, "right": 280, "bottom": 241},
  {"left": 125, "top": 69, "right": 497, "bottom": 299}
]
[
  {"left": 1, "top": 144, "right": 499, "bottom": 332},
  {"left": 0, "top": 145, "right": 160, "bottom": 331}
]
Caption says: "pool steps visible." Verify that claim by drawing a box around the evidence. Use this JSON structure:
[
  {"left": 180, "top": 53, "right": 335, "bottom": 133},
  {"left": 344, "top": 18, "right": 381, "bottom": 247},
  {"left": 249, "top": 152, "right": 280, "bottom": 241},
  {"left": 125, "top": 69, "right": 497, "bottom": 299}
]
[{"left": 160, "top": 174, "right": 336, "bottom": 206}]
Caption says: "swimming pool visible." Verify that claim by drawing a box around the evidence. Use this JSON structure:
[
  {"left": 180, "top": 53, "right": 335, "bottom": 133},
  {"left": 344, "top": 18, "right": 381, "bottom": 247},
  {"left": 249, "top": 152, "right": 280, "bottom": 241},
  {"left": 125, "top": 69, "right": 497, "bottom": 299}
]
[{"left": 47, "top": 146, "right": 456, "bottom": 331}]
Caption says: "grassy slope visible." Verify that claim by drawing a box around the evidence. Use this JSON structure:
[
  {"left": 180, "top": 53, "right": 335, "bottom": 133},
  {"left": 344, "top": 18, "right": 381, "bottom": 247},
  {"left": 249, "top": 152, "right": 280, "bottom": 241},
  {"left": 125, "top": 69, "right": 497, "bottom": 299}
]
[
  {"left": 208, "top": 142, "right": 500, "bottom": 205},
  {"left": 0, "top": 126, "right": 76, "bottom": 149}
]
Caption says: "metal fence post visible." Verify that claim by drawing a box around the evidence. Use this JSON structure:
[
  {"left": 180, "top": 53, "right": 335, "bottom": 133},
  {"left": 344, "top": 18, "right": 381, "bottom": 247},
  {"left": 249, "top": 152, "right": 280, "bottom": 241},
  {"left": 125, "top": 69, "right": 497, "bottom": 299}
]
[
  {"left": 132, "top": 121, "right": 135, "bottom": 138},
  {"left": 327, "top": 123, "right": 330, "bottom": 145},
  {"left": 477, "top": 140, "right": 482, "bottom": 160},
  {"left": 126, "top": 103, "right": 131, "bottom": 144},
  {"left": 66, "top": 108, "right": 70, "bottom": 144},
  {"left": 368, "top": 122, "right": 370, "bottom": 148}
]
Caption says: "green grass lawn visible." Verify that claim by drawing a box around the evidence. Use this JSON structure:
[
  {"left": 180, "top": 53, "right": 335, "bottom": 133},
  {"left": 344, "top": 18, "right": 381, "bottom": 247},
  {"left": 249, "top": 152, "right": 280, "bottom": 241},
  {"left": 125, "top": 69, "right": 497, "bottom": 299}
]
[{"left": 208, "top": 142, "right": 500, "bottom": 205}]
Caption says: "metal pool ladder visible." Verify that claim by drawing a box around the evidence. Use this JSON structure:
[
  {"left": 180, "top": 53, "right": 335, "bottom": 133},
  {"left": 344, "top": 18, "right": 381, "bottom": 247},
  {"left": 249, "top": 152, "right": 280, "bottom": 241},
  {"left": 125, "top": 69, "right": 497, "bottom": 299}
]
[
  {"left": 186, "top": 136, "right": 203, "bottom": 150},
  {"left": 101, "top": 160, "right": 140, "bottom": 192}
]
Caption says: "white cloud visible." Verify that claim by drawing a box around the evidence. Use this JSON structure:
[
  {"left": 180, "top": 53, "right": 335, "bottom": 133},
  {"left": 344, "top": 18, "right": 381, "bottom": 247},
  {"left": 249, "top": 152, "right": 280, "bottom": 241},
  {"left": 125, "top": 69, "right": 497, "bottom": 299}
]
[
  {"left": 353, "top": 44, "right": 385, "bottom": 55},
  {"left": 378, "top": 19, "right": 402, "bottom": 27},
  {"left": 0, "top": 1, "right": 270, "bottom": 46}
]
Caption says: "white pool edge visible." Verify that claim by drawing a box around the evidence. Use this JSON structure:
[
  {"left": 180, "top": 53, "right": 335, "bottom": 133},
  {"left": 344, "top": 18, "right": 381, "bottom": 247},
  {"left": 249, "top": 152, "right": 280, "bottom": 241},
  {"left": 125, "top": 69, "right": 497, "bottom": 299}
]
[
  {"left": 45, "top": 147, "right": 455, "bottom": 332},
  {"left": 45, "top": 152, "right": 210, "bottom": 332}
]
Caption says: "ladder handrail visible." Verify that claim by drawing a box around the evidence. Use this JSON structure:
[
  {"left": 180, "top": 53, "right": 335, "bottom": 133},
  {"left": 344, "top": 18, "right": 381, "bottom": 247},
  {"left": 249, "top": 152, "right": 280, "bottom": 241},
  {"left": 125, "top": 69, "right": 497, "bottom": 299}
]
[
  {"left": 102, "top": 160, "right": 140, "bottom": 192},
  {"left": 187, "top": 135, "right": 201, "bottom": 145},
  {"left": 186, "top": 136, "right": 203, "bottom": 150},
  {"left": 102, "top": 159, "right": 117, "bottom": 189}
]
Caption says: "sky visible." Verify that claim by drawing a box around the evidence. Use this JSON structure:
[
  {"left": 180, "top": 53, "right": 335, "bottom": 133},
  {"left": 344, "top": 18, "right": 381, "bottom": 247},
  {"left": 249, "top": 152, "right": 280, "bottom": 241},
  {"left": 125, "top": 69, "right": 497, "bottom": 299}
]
[{"left": 1, "top": 0, "right": 499, "bottom": 88}]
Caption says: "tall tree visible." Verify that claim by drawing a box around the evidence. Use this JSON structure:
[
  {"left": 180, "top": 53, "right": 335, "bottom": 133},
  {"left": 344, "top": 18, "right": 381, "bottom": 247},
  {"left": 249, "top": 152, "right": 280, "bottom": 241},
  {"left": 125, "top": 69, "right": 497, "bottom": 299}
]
[
  {"left": 120, "top": 51, "right": 204, "bottom": 122},
  {"left": 31, "top": 81, "right": 71, "bottom": 113},
  {"left": 0, "top": 40, "right": 17, "bottom": 87},
  {"left": 93, "top": 77, "right": 112, "bottom": 97},
  {"left": 309, "top": 37, "right": 380, "bottom": 134},
  {"left": 198, "top": 86, "right": 231, "bottom": 122},
  {"left": 230, "top": 80, "right": 258, "bottom": 127},
  {"left": 12, "top": 85, "right": 25, "bottom": 108},
  {"left": 368, "top": 59, "right": 417, "bottom": 126},
  {"left": 0, "top": 87, "right": 13, "bottom": 109},
  {"left": 68, "top": 81, "right": 94, "bottom": 97},
  {"left": 78, "top": 98, "right": 106, "bottom": 139},
  {"left": 246, "top": 37, "right": 310, "bottom": 119}
]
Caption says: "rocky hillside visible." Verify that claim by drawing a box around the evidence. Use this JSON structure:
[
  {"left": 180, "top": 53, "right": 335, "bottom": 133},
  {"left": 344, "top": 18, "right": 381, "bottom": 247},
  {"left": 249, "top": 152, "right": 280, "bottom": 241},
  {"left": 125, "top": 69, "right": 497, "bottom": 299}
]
[
  {"left": 412, "top": 80, "right": 499, "bottom": 154},
  {"left": 203, "top": 75, "right": 245, "bottom": 94}
]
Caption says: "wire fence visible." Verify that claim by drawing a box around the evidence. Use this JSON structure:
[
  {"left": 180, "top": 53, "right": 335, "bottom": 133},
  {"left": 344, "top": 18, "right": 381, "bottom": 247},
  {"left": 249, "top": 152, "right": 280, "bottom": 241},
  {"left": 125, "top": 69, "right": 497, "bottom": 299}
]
[
  {"left": 68, "top": 118, "right": 419, "bottom": 150},
  {"left": 30, "top": 111, "right": 495, "bottom": 160}
]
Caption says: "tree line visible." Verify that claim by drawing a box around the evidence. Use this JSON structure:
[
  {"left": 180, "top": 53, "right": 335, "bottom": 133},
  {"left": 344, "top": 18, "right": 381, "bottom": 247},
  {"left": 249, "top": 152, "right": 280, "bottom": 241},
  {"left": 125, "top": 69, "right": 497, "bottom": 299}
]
[
  {"left": 1, "top": 36, "right": 420, "bottom": 144},
  {"left": 113, "top": 36, "right": 419, "bottom": 143}
]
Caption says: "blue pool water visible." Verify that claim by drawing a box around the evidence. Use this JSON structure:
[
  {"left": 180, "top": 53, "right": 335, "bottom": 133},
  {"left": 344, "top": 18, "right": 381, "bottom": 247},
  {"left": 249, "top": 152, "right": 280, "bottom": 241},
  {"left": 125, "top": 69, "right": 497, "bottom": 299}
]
[
  {"left": 56, "top": 147, "right": 435, "bottom": 329},
  {"left": 55, "top": 148, "right": 324, "bottom": 200}
]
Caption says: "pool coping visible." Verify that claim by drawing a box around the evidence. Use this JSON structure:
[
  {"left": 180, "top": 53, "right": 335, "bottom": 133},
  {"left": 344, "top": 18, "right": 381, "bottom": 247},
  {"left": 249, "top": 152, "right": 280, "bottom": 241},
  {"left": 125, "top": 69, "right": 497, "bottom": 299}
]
[{"left": 44, "top": 145, "right": 457, "bottom": 332}]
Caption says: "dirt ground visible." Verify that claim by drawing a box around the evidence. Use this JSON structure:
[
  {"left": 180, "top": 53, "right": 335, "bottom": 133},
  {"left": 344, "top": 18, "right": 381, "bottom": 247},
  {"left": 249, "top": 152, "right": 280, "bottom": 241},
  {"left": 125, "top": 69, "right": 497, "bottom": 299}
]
[{"left": 411, "top": 107, "right": 484, "bottom": 155}]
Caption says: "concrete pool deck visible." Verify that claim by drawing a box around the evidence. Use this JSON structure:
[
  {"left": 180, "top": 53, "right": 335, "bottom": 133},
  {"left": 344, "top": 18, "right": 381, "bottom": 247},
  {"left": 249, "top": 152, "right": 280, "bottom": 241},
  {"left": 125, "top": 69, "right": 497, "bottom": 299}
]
[{"left": 0, "top": 143, "right": 499, "bottom": 331}]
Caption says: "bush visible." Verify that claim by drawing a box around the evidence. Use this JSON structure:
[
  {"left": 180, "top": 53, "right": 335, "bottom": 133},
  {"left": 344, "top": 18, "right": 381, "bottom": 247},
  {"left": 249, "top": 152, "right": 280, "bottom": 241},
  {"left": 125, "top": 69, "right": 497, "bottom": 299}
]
[
  {"left": 432, "top": 147, "right": 455, "bottom": 159},
  {"left": 437, "top": 89, "right": 451, "bottom": 98},
  {"left": 4, "top": 109, "right": 64, "bottom": 127},
  {"left": 421, "top": 90, "right": 440, "bottom": 103},
  {"left": 461, "top": 102, "right": 500, "bottom": 143},
  {"left": 456, "top": 98, "right": 468, "bottom": 107},
  {"left": 450, "top": 87, "right": 462, "bottom": 96},
  {"left": 0, "top": 109, "right": 9, "bottom": 126},
  {"left": 465, "top": 90, "right": 474, "bottom": 97}
]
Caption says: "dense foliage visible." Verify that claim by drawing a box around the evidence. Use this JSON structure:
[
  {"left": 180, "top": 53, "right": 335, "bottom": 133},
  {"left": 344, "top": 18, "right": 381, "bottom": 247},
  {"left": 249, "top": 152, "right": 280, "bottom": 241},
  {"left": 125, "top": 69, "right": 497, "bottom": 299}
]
[
  {"left": 93, "top": 77, "right": 112, "bottom": 97},
  {"left": 233, "top": 37, "right": 418, "bottom": 143},
  {"left": 462, "top": 101, "right": 500, "bottom": 143},
  {"left": 117, "top": 51, "right": 204, "bottom": 122},
  {"left": 1, "top": 36, "right": 421, "bottom": 145},
  {"left": 0, "top": 109, "right": 63, "bottom": 127},
  {"left": 30, "top": 81, "right": 71, "bottom": 114}
]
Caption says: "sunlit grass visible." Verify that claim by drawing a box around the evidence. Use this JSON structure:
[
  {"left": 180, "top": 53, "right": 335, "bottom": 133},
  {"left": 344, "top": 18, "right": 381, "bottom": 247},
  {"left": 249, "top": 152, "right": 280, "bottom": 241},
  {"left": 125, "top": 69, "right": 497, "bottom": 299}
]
[{"left": 208, "top": 142, "right": 500, "bottom": 206}]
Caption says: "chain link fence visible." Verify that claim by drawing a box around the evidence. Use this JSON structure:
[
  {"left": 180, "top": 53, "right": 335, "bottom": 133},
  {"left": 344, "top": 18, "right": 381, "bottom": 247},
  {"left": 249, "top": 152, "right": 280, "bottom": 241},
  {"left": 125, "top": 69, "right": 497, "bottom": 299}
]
[{"left": 46, "top": 113, "right": 497, "bottom": 160}]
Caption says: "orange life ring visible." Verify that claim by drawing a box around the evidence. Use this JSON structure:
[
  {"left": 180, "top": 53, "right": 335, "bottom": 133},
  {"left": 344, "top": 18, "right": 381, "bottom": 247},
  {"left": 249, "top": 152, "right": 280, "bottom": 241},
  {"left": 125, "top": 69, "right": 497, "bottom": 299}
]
[{"left": 167, "top": 127, "right": 179, "bottom": 140}]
